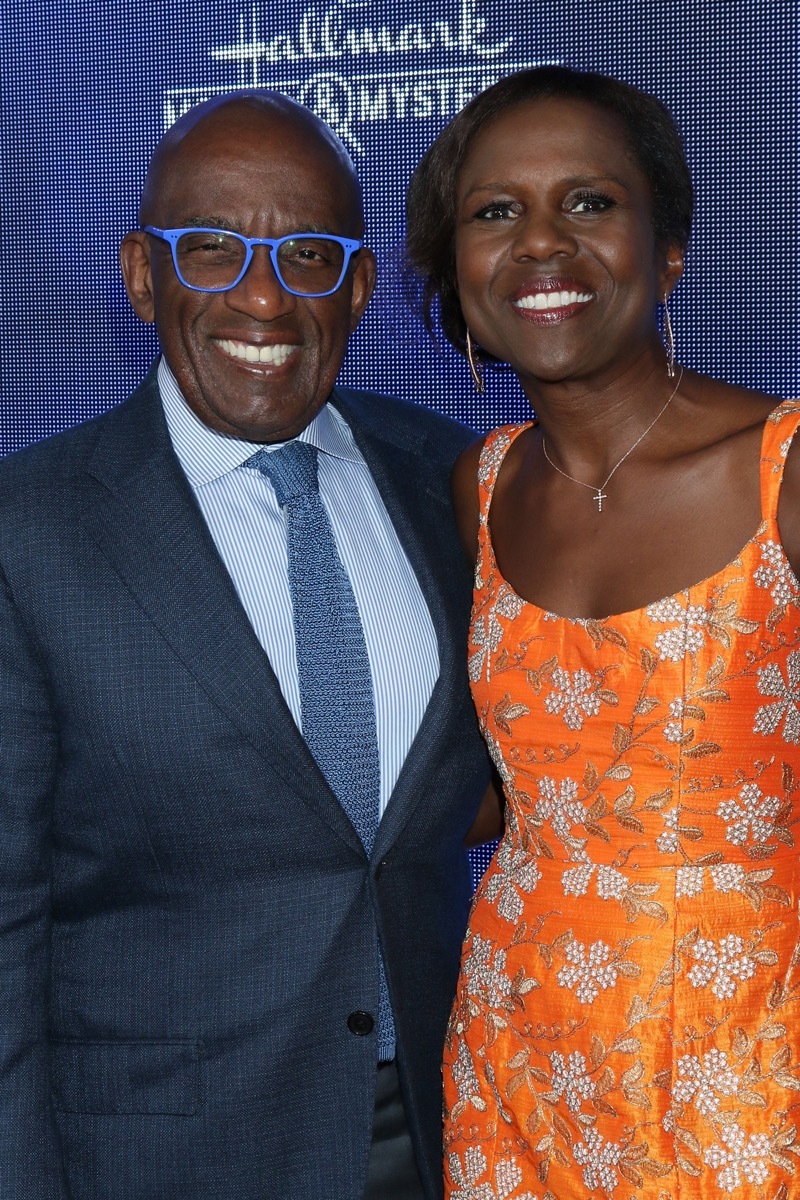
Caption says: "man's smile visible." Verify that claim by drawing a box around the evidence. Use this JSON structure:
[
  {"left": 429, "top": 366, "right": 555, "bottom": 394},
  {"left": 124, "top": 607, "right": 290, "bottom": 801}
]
[{"left": 213, "top": 338, "right": 298, "bottom": 367}]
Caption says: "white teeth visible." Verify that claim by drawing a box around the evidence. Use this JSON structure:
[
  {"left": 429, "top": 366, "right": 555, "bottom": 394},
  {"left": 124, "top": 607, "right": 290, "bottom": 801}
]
[
  {"left": 514, "top": 290, "right": 592, "bottom": 311},
  {"left": 216, "top": 339, "right": 294, "bottom": 366}
]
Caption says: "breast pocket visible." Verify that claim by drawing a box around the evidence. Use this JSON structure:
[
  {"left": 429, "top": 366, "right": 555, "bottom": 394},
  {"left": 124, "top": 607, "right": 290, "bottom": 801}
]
[{"left": 51, "top": 1039, "right": 201, "bottom": 1115}]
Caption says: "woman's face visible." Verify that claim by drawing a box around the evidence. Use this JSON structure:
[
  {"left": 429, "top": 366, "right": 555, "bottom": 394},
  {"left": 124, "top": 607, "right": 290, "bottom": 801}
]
[{"left": 454, "top": 96, "right": 683, "bottom": 387}]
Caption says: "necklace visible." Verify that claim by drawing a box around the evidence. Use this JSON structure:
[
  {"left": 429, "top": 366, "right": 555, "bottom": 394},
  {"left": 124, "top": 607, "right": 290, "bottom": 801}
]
[{"left": 541, "top": 367, "right": 683, "bottom": 512}]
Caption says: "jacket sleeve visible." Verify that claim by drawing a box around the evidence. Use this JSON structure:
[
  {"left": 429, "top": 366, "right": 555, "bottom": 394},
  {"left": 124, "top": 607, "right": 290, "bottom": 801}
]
[{"left": 0, "top": 562, "right": 70, "bottom": 1197}]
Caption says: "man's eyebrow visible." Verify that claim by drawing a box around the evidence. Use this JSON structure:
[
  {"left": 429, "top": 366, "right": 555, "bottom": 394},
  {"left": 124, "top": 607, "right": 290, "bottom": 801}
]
[
  {"left": 178, "top": 217, "right": 346, "bottom": 237},
  {"left": 181, "top": 216, "right": 238, "bottom": 231}
]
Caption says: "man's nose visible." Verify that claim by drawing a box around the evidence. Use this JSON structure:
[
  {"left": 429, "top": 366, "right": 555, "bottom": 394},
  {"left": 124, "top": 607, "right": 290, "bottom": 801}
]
[{"left": 224, "top": 245, "right": 297, "bottom": 318}]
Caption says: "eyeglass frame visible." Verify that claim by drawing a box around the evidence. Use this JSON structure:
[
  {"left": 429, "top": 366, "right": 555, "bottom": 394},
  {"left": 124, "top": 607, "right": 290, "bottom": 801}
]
[{"left": 142, "top": 226, "right": 364, "bottom": 297}]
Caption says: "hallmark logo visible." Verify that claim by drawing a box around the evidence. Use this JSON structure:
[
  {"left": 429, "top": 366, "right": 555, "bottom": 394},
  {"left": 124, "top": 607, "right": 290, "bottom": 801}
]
[
  {"left": 211, "top": 0, "right": 513, "bottom": 77},
  {"left": 163, "top": 1, "right": 554, "bottom": 153}
]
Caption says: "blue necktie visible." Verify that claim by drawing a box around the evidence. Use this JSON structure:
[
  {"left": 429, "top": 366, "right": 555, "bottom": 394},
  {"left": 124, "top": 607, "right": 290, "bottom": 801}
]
[{"left": 248, "top": 441, "right": 395, "bottom": 1059}]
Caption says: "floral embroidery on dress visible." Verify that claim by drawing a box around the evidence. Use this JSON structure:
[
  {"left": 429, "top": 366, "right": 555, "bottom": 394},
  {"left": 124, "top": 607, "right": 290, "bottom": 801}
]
[
  {"left": 483, "top": 840, "right": 542, "bottom": 923},
  {"left": 556, "top": 937, "right": 625, "bottom": 1003},
  {"left": 753, "top": 539, "right": 800, "bottom": 609},
  {"left": 673, "top": 1049, "right": 740, "bottom": 1115},
  {"left": 469, "top": 584, "right": 526, "bottom": 683},
  {"left": 704, "top": 1125, "right": 771, "bottom": 1192},
  {"left": 444, "top": 403, "right": 800, "bottom": 1199},
  {"left": 448, "top": 1147, "right": 539, "bottom": 1200},
  {"left": 544, "top": 666, "right": 611, "bottom": 730},
  {"left": 717, "top": 783, "right": 781, "bottom": 845},
  {"left": 753, "top": 650, "right": 800, "bottom": 743},
  {"left": 686, "top": 932, "right": 761, "bottom": 1000}
]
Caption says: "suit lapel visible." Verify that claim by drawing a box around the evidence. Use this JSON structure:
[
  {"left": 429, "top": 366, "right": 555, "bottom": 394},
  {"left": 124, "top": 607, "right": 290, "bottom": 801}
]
[
  {"left": 333, "top": 389, "right": 472, "bottom": 855},
  {"left": 80, "top": 373, "right": 363, "bottom": 853}
]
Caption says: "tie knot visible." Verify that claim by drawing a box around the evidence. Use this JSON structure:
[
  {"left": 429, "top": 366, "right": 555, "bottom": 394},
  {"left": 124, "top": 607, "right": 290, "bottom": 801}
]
[{"left": 247, "top": 441, "right": 319, "bottom": 506}]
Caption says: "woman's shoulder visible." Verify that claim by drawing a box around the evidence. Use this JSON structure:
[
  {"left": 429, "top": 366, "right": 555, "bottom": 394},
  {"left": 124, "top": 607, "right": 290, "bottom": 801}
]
[
  {"left": 687, "top": 375, "right": 800, "bottom": 572},
  {"left": 682, "top": 374, "right": 778, "bottom": 434},
  {"left": 664, "top": 375, "right": 779, "bottom": 476}
]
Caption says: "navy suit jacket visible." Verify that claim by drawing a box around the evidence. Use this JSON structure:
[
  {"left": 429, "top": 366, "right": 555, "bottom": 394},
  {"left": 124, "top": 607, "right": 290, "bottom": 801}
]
[{"left": 0, "top": 370, "right": 490, "bottom": 1200}]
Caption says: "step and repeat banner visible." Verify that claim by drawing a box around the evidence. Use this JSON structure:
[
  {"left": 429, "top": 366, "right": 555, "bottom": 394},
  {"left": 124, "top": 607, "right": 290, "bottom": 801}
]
[{"left": 3, "top": 0, "right": 798, "bottom": 874}]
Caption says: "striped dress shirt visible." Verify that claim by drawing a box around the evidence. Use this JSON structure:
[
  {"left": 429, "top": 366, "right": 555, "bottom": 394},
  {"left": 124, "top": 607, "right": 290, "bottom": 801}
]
[{"left": 158, "top": 358, "right": 440, "bottom": 818}]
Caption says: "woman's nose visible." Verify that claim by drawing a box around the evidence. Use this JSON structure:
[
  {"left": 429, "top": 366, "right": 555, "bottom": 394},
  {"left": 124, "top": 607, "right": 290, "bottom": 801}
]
[{"left": 511, "top": 207, "right": 578, "bottom": 261}]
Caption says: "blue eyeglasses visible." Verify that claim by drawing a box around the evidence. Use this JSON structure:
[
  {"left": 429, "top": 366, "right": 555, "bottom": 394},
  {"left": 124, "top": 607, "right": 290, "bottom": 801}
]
[{"left": 143, "top": 226, "right": 363, "bottom": 297}]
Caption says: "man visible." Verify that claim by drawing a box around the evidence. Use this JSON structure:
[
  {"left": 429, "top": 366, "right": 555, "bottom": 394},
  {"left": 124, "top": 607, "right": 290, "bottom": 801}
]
[{"left": 0, "top": 93, "right": 491, "bottom": 1199}]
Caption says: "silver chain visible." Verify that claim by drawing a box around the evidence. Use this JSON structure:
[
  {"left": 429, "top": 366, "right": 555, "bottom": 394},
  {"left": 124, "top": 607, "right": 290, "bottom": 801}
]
[{"left": 541, "top": 367, "right": 683, "bottom": 512}]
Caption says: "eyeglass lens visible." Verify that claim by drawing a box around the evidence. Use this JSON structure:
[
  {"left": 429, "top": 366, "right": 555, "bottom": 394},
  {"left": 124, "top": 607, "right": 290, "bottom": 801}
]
[{"left": 174, "top": 232, "right": 347, "bottom": 294}]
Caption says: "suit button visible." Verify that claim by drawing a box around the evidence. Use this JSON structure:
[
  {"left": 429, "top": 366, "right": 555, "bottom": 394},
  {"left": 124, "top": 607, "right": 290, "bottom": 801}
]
[
  {"left": 375, "top": 859, "right": 388, "bottom": 880},
  {"left": 347, "top": 1011, "right": 375, "bottom": 1036}
]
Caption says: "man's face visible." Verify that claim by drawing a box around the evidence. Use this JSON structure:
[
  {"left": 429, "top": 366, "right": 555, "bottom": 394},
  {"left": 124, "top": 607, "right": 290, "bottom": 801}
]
[{"left": 121, "top": 102, "right": 375, "bottom": 443}]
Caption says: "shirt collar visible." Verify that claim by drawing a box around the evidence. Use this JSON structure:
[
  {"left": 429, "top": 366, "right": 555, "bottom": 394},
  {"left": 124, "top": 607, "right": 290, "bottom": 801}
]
[{"left": 158, "top": 357, "right": 362, "bottom": 487}]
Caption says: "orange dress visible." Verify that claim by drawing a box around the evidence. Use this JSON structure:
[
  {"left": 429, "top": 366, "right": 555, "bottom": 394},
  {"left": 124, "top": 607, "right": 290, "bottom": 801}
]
[{"left": 444, "top": 402, "right": 800, "bottom": 1200}]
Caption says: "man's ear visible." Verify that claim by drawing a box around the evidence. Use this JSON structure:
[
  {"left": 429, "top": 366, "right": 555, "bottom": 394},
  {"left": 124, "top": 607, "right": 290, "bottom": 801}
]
[
  {"left": 120, "top": 231, "right": 156, "bottom": 324},
  {"left": 349, "top": 247, "right": 377, "bottom": 332}
]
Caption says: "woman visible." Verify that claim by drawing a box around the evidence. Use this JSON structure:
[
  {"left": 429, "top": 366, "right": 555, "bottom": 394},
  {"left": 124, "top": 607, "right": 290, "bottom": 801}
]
[{"left": 407, "top": 67, "right": 800, "bottom": 1197}]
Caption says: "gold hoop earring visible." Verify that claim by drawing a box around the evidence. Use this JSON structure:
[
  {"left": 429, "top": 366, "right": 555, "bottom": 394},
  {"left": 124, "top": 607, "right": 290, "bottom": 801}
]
[
  {"left": 465, "top": 328, "right": 485, "bottom": 395},
  {"left": 663, "top": 293, "right": 676, "bottom": 379}
]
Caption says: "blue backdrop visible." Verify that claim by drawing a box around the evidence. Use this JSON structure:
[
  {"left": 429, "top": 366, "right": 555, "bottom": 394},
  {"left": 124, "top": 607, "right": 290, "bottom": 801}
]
[{"left": 3, "top": 0, "right": 798, "bottom": 879}]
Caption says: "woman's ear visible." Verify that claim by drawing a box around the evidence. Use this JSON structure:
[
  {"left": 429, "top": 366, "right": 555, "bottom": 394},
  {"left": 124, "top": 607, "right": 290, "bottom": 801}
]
[{"left": 660, "top": 242, "right": 685, "bottom": 298}]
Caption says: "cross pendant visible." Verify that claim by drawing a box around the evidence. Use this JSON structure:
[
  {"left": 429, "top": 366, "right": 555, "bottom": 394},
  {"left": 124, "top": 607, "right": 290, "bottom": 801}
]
[{"left": 594, "top": 489, "right": 607, "bottom": 512}]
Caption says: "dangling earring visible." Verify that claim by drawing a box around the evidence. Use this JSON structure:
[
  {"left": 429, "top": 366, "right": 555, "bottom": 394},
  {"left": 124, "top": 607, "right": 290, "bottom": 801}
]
[
  {"left": 465, "top": 328, "right": 485, "bottom": 395},
  {"left": 662, "top": 293, "right": 676, "bottom": 379}
]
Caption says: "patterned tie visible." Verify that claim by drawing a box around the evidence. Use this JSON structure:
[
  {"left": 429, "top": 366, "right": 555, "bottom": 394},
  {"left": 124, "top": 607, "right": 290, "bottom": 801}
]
[{"left": 247, "top": 441, "right": 395, "bottom": 1058}]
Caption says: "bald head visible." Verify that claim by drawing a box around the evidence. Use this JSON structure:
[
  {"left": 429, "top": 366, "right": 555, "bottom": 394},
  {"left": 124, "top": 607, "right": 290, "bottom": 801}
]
[
  {"left": 120, "top": 86, "right": 376, "bottom": 444},
  {"left": 139, "top": 90, "right": 363, "bottom": 230}
]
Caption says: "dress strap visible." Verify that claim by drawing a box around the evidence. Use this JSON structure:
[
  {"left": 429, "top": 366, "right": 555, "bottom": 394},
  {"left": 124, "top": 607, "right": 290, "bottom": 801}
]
[
  {"left": 759, "top": 400, "right": 800, "bottom": 523},
  {"left": 476, "top": 424, "right": 532, "bottom": 564}
]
